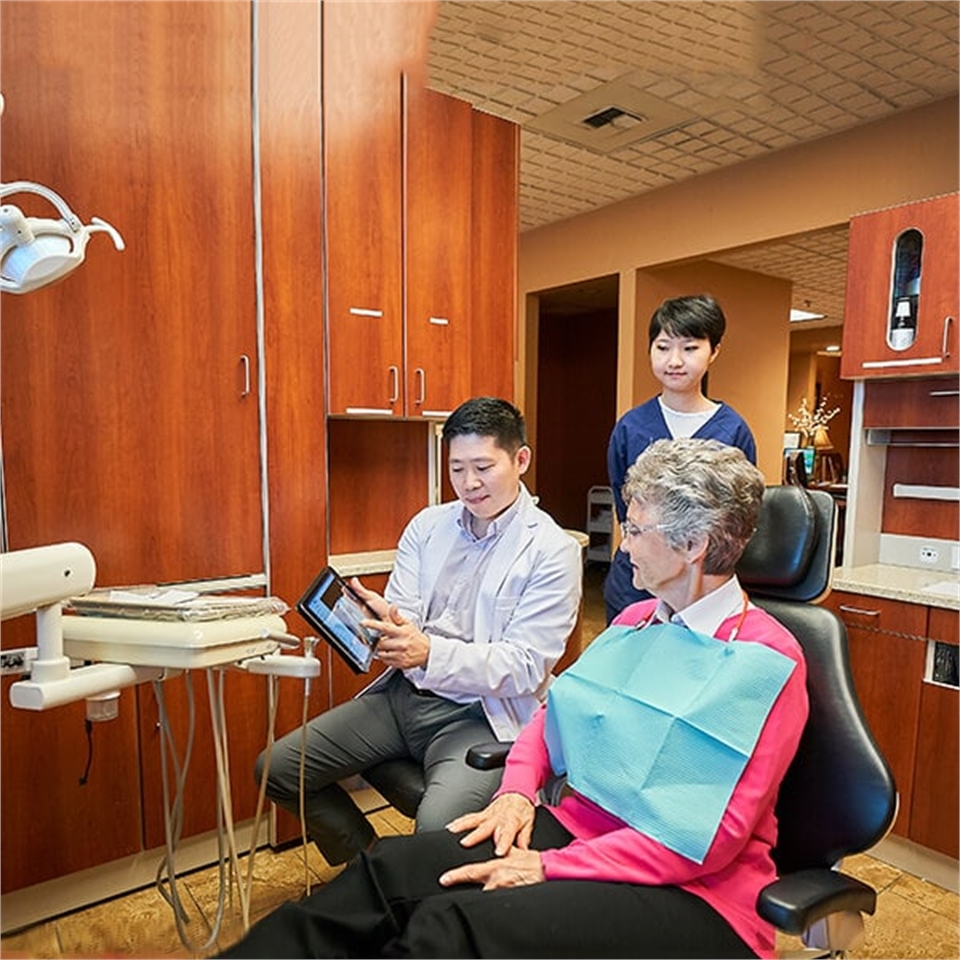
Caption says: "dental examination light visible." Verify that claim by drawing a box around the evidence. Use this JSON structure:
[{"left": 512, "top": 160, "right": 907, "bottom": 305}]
[{"left": 0, "top": 180, "right": 124, "bottom": 294}]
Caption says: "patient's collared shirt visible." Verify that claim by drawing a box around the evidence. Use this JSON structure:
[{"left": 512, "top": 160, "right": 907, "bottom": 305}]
[{"left": 648, "top": 574, "right": 749, "bottom": 637}]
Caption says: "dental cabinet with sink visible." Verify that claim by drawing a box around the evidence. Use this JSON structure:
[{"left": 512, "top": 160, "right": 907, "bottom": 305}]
[{"left": 834, "top": 196, "right": 959, "bottom": 860}]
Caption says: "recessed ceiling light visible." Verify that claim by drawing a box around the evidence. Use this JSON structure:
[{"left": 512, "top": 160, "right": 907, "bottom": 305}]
[
  {"left": 790, "top": 308, "right": 826, "bottom": 322},
  {"left": 824, "top": 344, "right": 841, "bottom": 352}
]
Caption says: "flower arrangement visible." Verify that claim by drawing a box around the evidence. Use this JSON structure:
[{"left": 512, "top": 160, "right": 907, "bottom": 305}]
[{"left": 788, "top": 396, "right": 840, "bottom": 444}]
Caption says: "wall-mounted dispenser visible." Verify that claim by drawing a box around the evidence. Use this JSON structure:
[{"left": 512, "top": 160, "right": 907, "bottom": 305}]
[{"left": 887, "top": 227, "right": 923, "bottom": 351}]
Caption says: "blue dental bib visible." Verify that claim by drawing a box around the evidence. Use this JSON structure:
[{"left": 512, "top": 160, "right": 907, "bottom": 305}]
[{"left": 544, "top": 621, "right": 795, "bottom": 863}]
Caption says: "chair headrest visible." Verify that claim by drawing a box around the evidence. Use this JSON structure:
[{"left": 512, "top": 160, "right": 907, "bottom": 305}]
[{"left": 737, "top": 486, "right": 835, "bottom": 603}]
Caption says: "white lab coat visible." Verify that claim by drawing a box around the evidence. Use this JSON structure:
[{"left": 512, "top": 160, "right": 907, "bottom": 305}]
[{"left": 366, "top": 484, "right": 583, "bottom": 741}]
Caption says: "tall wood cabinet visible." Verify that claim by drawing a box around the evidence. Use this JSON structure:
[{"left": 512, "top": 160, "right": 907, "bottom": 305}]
[
  {"left": 0, "top": 0, "right": 270, "bottom": 894},
  {"left": 2, "top": 0, "right": 333, "bottom": 897},
  {"left": 842, "top": 193, "right": 959, "bottom": 379},
  {"left": 323, "top": 1, "right": 518, "bottom": 418}
]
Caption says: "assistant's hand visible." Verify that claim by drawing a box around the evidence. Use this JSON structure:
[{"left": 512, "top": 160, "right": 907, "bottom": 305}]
[
  {"left": 363, "top": 604, "right": 431, "bottom": 670},
  {"left": 446, "top": 792, "right": 535, "bottom": 855},
  {"left": 439, "top": 847, "right": 545, "bottom": 891}
]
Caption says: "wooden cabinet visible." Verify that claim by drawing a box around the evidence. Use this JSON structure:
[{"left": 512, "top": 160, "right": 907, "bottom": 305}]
[
  {"left": 323, "top": 3, "right": 517, "bottom": 417},
  {"left": 823, "top": 592, "right": 926, "bottom": 838},
  {"left": 824, "top": 591, "right": 959, "bottom": 856},
  {"left": 0, "top": 0, "right": 264, "bottom": 587},
  {"left": 862, "top": 374, "right": 960, "bottom": 430},
  {"left": 842, "top": 193, "right": 959, "bottom": 379},
  {"left": 0, "top": 0, "right": 270, "bottom": 894}
]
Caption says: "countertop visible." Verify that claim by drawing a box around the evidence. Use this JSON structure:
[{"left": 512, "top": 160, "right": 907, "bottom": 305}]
[{"left": 833, "top": 563, "right": 960, "bottom": 611}]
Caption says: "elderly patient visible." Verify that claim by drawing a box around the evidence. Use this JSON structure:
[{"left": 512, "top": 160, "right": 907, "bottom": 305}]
[{"left": 221, "top": 438, "right": 808, "bottom": 960}]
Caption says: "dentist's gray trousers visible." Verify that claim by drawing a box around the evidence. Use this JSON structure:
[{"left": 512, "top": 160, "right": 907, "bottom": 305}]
[{"left": 255, "top": 671, "right": 503, "bottom": 864}]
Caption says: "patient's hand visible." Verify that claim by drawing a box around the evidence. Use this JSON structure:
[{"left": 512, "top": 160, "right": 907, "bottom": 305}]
[
  {"left": 438, "top": 847, "right": 544, "bottom": 891},
  {"left": 446, "top": 792, "right": 535, "bottom": 855}
]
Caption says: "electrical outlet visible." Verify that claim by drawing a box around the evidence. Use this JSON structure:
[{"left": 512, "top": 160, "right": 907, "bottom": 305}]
[
  {"left": 919, "top": 545, "right": 940, "bottom": 565},
  {"left": 0, "top": 647, "right": 36, "bottom": 676}
]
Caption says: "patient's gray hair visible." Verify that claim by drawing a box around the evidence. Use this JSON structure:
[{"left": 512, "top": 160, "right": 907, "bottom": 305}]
[{"left": 623, "top": 438, "right": 766, "bottom": 575}]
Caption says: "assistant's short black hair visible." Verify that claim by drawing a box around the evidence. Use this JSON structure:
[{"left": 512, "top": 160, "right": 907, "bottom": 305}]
[
  {"left": 441, "top": 397, "right": 527, "bottom": 455},
  {"left": 648, "top": 294, "right": 727, "bottom": 349}
]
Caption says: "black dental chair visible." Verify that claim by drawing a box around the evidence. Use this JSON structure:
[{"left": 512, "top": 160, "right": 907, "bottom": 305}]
[{"left": 464, "top": 484, "right": 897, "bottom": 958}]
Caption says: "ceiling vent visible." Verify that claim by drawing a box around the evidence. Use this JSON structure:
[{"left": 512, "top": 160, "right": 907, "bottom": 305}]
[{"left": 526, "top": 75, "right": 697, "bottom": 153}]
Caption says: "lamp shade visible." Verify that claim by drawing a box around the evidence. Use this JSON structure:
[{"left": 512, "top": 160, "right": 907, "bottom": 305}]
[{"left": 812, "top": 425, "right": 833, "bottom": 450}]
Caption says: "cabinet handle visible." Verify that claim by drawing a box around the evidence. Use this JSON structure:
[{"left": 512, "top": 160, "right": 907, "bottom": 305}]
[
  {"left": 942, "top": 315, "right": 953, "bottom": 358},
  {"left": 240, "top": 354, "right": 251, "bottom": 397},
  {"left": 839, "top": 604, "right": 881, "bottom": 617},
  {"left": 930, "top": 389, "right": 960, "bottom": 397},
  {"left": 388, "top": 366, "right": 399, "bottom": 404},
  {"left": 415, "top": 368, "right": 425, "bottom": 405}
]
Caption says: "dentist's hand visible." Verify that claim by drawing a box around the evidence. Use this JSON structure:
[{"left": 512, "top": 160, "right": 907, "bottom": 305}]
[
  {"left": 348, "top": 577, "right": 390, "bottom": 620},
  {"left": 362, "top": 604, "right": 431, "bottom": 670}
]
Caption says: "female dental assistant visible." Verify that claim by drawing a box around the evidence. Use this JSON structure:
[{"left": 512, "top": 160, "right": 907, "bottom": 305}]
[{"left": 604, "top": 294, "right": 757, "bottom": 622}]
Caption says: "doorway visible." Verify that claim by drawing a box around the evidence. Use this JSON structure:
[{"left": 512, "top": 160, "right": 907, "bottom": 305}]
[{"left": 533, "top": 275, "right": 619, "bottom": 533}]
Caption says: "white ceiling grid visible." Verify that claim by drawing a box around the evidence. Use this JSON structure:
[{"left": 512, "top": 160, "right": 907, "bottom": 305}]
[{"left": 427, "top": 1, "right": 959, "bottom": 324}]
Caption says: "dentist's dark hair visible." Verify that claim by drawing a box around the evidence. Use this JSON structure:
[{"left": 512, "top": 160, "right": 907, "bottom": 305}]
[{"left": 442, "top": 397, "right": 527, "bottom": 455}]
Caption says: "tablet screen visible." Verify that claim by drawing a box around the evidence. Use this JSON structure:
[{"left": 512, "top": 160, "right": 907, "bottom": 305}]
[{"left": 296, "top": 567, "right": 379, "bottom": 673}]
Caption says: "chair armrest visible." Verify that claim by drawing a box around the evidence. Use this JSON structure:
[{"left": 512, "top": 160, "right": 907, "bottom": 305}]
[
  {"left": 757, "top": 868, "right": 877, "bottom": 935},
  {"left": 465, "top": 741, "right": 512, "bottom": 770}
]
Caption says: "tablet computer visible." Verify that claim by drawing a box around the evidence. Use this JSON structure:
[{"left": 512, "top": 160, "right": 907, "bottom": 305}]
[{"left": 296, "top": 567, "right": 380, "bottom": 673}]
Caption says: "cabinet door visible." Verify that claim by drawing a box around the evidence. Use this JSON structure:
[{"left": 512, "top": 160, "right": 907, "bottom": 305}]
[
  {"left": 323, "top": 0, "right": 404, "bottom": 416},
  {"left": 823, "top": 592, "right": 927, "bottom": 836},
  {"left": 910, "top": 606, "right": 959, "bottom": 857},
  {"left": 404, "top": 83, "right": 474, "bottom": 418},
  {"left": 471, "top": 109, "right": 519, "bottom": 402},
  {"left": 842, "top": 194, "right": 959, "bottom": 379},
  {"left": 0, "top": 0, "right": 263, "bottom": 585}
]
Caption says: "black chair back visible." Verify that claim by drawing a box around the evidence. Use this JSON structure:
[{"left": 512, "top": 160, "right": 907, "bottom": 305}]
[
  {"left": 736, "top": 486, "right": 897, "bottom": 874},
  {"left": 754, "top": 597, "right": 897, "bottom": 874}
]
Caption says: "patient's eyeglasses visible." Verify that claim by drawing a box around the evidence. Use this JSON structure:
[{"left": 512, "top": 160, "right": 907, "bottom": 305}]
[{"left": 619, "top": 521, "right": 670, "bottom": 540}]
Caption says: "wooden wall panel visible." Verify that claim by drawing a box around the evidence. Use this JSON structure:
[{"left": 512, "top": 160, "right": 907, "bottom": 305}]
[
  {"left": 257, "top": 0, "right": 329, "bottom": 663},
  {"left": 535, "top": 309, "right": 618, "bottom": 531},
  {"left": 0, "top": 622, "right": 143, "bottom": 890}
]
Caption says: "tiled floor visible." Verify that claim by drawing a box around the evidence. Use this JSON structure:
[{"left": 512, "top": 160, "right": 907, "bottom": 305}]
[{"left": 2, "top": 564, "right": 958, "bottom": 959}]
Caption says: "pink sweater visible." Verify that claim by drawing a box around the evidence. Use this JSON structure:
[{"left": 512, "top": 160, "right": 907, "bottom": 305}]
[{"left": 497, "top": 600, "right": 809, "bottom": 959}]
